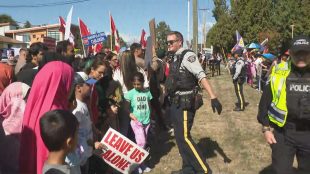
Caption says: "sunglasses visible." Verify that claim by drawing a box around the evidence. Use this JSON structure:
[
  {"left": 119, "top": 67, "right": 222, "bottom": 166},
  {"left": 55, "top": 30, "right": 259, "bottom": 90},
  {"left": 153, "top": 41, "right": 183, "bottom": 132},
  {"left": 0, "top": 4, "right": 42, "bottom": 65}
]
[{"left": 166, "top": 40, "right": 179, "bottom": 45}]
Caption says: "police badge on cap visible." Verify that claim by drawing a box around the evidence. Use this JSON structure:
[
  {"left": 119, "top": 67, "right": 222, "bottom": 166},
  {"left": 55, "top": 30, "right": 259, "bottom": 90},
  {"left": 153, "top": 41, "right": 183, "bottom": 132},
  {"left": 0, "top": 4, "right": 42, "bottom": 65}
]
[{"left": 290, "top": 35, "right": 310, "bottom": 53}]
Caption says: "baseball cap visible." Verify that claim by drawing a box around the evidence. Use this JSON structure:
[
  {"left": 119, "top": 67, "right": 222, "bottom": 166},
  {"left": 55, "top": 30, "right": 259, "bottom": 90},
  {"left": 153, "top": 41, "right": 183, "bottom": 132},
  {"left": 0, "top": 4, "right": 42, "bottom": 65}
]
[
  {"left": 290, "top": 35, "right": 310, "bottom": 53},
  {"left": 73, "top": 72, "right": 97, "bottom": 85}
]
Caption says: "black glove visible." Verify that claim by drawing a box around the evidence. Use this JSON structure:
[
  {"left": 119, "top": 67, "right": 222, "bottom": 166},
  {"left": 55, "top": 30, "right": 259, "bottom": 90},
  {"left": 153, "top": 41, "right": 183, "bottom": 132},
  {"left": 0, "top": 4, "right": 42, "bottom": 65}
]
[{"left": 211, "top": 98, "right": 222, "bottom": 115}]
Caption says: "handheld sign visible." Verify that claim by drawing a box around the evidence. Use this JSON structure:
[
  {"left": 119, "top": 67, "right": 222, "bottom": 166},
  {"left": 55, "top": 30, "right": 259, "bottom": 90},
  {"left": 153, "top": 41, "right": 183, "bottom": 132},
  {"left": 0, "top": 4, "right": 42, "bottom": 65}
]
[
  {"left": 82, "top": 32, "right": 107, "bottom": 46},
  {"left": 100, "top": 128, "right": 149, "bottom": 174},
  {"left": 144, "top": 36, "right": 152, "bottom": 68},
  {"left": 149, "top": 18, "right": 156, "bottom": 51}
]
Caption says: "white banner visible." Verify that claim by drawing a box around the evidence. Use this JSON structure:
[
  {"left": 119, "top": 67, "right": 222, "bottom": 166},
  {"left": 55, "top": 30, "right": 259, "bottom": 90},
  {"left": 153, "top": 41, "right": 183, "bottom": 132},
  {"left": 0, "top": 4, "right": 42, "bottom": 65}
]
[{"left": 100, "top": 128, "right": 149, "bottom": 174}]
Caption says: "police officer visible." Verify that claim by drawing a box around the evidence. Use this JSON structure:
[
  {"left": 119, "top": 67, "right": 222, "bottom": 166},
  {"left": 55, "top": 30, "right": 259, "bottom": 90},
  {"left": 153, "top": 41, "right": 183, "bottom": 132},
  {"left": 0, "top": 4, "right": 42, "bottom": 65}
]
[
  {"left": 257, "top": 35, "right": 310, "bottom": 174},
  {"left": 232, "top": 49, "right": 247, "bottom": 111},
  {"left": 165, "top": 31, "right": 222, "bottom": 174}
]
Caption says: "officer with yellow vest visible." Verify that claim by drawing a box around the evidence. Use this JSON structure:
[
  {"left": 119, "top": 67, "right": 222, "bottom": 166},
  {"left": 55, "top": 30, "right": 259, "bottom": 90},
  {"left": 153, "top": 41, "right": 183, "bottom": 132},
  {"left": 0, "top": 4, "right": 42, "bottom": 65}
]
[{"left": 257, "top": 35, "right": 310, "bottom": 174}]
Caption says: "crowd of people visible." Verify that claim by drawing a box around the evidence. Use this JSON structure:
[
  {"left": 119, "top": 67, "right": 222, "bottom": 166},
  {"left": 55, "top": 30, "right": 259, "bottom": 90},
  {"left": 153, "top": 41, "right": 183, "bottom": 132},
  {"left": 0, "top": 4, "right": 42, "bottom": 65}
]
[
  {"left": 0, "top": 36, "right": 178, "bottom": 174},
  {"left": 0, "top": 31, "right": 309, "bottom": 174}
]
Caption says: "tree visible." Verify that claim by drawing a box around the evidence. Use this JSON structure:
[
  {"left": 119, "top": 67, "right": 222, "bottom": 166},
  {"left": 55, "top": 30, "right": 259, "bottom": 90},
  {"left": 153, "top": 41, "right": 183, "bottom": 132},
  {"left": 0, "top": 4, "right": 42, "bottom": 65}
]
[
  {"left": 102, "top": 34, "right": 127, "bottom": 51},
  {"left": 24, "top": 21, "right": 31, "bottom": 28},
  {"left": 156, "top": 21, "right": 171, "bottom": 51},
  {"left": 0, "top": 14, "right": 17, "bottom": 26},
  {"left": 212, "top": 0, "right": 228, "bottom": 21}
]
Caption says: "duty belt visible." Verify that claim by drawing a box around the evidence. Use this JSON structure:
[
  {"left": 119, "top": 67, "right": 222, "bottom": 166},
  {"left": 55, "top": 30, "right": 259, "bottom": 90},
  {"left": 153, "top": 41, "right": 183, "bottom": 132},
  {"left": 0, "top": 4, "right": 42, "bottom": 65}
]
[
  {"left": 170, "top": 93, "right": 194, "bottom": 104},
  {"left": 284, "top": 121, "right": 310, "bottom": 132},
  {"left": 175, "top": 90, "right": 194, "bottom": 95}
]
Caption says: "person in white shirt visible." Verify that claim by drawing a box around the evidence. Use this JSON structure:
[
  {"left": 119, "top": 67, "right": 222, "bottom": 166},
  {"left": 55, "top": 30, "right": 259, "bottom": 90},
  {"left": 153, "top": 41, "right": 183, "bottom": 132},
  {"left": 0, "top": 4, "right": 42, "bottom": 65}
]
[{"left": 66, "top": 72, "right": 106, "bottom": 174}]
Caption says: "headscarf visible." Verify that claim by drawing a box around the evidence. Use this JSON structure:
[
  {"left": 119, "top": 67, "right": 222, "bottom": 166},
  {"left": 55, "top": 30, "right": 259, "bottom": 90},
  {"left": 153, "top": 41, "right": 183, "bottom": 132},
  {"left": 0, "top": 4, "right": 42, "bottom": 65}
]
[
  {"left": 19, "top": 61, "right": 73, "bottom": 174},
  {"left": 0, "top": 82, "right": 30, "bottom": 135}
]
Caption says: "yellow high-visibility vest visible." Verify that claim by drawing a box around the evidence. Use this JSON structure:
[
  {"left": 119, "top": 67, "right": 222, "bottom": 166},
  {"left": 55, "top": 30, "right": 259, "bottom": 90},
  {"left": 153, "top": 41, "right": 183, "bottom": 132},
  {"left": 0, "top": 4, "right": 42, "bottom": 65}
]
[{"left": 268, "top": 61, "right": 291, "bottom": 127}]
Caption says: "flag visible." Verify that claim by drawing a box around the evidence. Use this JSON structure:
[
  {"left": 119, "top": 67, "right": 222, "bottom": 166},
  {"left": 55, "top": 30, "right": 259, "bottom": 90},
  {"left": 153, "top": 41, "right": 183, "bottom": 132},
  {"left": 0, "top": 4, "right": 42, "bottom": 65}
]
[
  {"left": 78, "top": 18, "right": 91, "bottom": 37},
  {"left": 140, "top": 29, "right": 147, "bottom": 49},
  {"left": 59, "top": 16, "right": 66, "bottom": 33},
  {"left": 64, "top": 6, "right": 73, "bottom": 40},
  {"left": 78, "top": 18, "right": 103, "bottom": 55},
  {"left": 231, "top": 30, "right": 244, "bottom": 53},
  {"left": 59, "top": 16, "right": 75, "bottom": 45},
  {"left": 94, "top": 43, "right": 103, "bottom": 53},
  {"left": 259, "top": 38, "right": 269, "bottom": 53},
  {"left": 110, "top": 14, "right": 120, "bottom": 53}
]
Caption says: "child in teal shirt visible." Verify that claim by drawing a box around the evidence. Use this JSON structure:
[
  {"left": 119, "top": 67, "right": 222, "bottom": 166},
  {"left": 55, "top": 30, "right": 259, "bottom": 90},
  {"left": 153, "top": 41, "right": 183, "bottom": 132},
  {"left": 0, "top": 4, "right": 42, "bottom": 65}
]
[{"left": 124, "top": 72, "right": 152, "bottom": 173}]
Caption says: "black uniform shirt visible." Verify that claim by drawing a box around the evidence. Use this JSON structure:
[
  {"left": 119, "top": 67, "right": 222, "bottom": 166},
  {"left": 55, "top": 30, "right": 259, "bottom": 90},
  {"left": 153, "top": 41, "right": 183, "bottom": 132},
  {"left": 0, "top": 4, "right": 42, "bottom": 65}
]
[{"left": 257, "top": 65, "right": 310, "bottom": 127}]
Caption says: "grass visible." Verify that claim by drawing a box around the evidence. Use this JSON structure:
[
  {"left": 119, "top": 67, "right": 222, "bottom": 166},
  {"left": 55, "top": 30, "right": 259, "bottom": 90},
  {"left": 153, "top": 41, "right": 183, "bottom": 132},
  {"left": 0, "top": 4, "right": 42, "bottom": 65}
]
[{"left": 147, "top": 68, "right": 273, "bottom": 174}]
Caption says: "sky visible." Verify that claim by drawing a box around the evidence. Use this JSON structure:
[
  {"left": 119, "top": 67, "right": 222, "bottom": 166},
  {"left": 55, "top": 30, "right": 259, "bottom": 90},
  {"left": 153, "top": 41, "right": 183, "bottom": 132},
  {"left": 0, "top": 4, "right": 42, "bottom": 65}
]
[{"left": 0, "top": 0, "right": 216, "bottom": 44}]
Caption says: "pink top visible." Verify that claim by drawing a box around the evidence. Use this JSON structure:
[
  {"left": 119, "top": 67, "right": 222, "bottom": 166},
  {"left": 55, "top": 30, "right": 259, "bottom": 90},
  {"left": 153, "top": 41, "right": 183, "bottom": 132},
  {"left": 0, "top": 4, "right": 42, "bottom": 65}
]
[
  {"left": 19, "top": 61, "right": 73, "bottom": 174},
  {"left": 0, "top": 82, "right": 30, "bottom": 135}
]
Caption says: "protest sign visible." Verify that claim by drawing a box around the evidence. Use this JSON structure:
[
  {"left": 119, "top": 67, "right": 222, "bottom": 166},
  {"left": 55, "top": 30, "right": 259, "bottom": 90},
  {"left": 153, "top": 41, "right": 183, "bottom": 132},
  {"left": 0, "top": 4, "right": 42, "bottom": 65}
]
[
  {"left": 149, "top": 18, "right": 156, "bottom": 51},
  {"left": 144, "top": 36, "right": 152, "bottom": 68},
  {"left": 82, "top": 32, "right": 107, "bottom": 46},
  {"left": 100, "top": 128, "right": 149, "bottom": 174}
]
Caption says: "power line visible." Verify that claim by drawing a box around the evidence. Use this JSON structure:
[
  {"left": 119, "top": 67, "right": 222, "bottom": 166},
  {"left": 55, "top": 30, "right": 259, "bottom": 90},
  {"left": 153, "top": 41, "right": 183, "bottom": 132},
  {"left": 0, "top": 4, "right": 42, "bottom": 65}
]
[{"left": 0, "top": 0, "right": 91, "bottom": 8}]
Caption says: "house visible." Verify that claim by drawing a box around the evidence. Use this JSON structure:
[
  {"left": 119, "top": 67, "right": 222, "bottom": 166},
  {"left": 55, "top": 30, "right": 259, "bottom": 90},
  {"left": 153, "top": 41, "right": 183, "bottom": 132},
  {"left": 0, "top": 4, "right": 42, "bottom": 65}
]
[{"left": 4, "top": 23, "right": 80, "bottom": 49}]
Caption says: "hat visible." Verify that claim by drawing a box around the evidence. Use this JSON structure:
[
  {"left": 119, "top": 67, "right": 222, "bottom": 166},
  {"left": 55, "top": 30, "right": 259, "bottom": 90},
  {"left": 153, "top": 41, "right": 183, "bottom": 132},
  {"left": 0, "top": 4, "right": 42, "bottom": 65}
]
[
  {"left": 233, "top": 49, "right": 243, "bottom": 56},
  {"left": 290, "top": 35, "right": 310, "bottom": 53},
  {"left": 73, "top": 72, "right": 97, "bottom": 85}
]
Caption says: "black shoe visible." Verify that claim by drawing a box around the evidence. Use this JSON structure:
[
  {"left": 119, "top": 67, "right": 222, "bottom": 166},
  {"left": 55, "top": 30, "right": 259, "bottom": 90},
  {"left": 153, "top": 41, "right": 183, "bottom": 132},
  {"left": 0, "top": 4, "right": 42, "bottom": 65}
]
[
  {"left": 233, "top": 107, "right": 244, "bottom": 111},
  {"left": 235, "top": 102, "right": 249, "bottom": 107},
  {"left": 171, "top": 170, "right": 183, "bottom": 174}
]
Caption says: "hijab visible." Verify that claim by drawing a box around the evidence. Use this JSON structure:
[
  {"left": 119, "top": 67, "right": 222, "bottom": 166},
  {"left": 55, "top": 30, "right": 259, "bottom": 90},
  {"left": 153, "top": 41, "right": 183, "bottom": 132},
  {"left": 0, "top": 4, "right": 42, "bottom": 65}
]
[
  {"left": 0, "top": 82, "right": 30, "bottom": 135},
  {"left": 19, "top": 61, "right": 73, "bottom": 174}
]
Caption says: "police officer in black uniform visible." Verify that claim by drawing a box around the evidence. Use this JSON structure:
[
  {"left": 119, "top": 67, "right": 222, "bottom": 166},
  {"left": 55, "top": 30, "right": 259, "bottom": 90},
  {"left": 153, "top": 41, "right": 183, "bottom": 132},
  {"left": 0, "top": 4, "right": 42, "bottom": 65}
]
[
  {"left": 165, "top": 31, "right": 222, "bottom": 174},
  {"left": 231, "top": 49, "right": 247, "bottom": 111},
  {"left": 257, "top": 35, "right": 310, "bottom": 174}
]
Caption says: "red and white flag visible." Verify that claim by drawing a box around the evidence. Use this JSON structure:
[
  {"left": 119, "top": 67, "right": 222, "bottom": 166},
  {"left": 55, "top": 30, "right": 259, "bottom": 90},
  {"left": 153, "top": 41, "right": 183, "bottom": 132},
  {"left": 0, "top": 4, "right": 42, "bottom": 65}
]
[
  {"left": 140, "top": 29, "right": 147, "bottom": 49},
  {"left": 78, "top": 18, "right": 103, "bottom": 55},
  {"left": 78, "top": 18, "right": 91, "bottom": 37},
  {"left": 110, "top": 14, "right": 120, "bottom": 53},
  {"left": 59, "top": 16, "right": 75, "bottom": 45}
]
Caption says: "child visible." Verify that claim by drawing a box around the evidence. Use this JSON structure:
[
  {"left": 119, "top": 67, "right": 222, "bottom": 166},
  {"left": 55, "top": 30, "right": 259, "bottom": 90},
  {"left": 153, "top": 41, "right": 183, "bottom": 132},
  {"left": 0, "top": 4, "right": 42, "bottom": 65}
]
[
  {"left": 67, "top": 72, "right": 106, "bottom": 174},
  {"left": 124, "top": 72, "right": 152, "bottom": 173},
  {"left": 40, "top": 109, "right": 79, "bottom": 174}
]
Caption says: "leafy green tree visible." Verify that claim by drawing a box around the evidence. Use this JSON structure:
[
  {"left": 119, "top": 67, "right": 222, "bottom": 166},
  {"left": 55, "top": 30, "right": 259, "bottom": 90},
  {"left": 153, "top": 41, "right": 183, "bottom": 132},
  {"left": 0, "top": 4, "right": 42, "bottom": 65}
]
[
  {"left": 24, "top": 21, "right": 31, "bottom": 28},
  {"left": 0, "top": 14, "right": 17, "bottom": 26},
  {"left": 156, "top": 21, "right": 171, "bottom": 51},
  {"left": 102, "top": 34, "right": 127, "bottom": 51},
  {"left": 212, "top": 0, "right": 228, "bottom": 21}
]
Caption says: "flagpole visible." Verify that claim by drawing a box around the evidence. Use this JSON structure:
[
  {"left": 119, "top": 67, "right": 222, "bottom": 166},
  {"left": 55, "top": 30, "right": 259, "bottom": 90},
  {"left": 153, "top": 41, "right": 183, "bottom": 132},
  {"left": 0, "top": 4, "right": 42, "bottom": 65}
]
[
  {"left": 78, "top": 18, "right": 87, "bottom": 58},
  {"left": 109, "top": 11, "right": 113, "bottom": 51}
]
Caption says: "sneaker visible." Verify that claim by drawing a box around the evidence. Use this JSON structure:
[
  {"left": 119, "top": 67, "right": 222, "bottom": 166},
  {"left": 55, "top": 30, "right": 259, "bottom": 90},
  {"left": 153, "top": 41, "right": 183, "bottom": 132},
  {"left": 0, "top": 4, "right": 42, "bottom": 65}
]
[
  {"left": 233, "top": 107, "right": 244, "bottom": 111},
  {"left": 138, "top": 167, "right": 143, "bottom": 174},
  {"left": 143, "top": 167, "right": 152, "bottom": 173}
]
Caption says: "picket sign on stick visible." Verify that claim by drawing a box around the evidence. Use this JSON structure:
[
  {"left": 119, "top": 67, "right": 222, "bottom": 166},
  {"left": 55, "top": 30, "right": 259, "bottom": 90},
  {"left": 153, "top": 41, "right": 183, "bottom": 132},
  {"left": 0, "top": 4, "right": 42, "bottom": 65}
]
[
  {"left": 100, "top": 128, "right": 149, "bottom": 174},
  {"left": 144, "top": 36, "right": 152, "bottom": 68}
]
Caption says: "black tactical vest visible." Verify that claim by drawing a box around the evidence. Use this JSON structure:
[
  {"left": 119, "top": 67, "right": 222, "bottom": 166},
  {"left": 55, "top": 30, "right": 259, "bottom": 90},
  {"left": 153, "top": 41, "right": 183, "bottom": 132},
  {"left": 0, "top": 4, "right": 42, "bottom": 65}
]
[
  {"left": 286, "top": 70, "right": 310, "bottom": 120},
  {"left": 232, "top": 58, "right": 247, "bottom": 78},
  {"left": 165, "top": 50, "right": 198, "bottom": 95}
]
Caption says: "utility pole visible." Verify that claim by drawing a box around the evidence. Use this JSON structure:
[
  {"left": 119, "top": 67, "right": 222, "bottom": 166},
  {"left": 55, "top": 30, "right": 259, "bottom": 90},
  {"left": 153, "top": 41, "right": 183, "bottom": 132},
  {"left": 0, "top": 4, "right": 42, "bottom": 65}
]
[
  {"left": 290, "top": 24, "right": 295, "bottom": 39},
  {"left": 199, "top": 8, "right": 209, "bottom": 50},
  {"left": 187, "top": 0, "right": 190, "bottom": 48},
  {"left": 193, "top": 0, "right": 198, "bottom": 54}
]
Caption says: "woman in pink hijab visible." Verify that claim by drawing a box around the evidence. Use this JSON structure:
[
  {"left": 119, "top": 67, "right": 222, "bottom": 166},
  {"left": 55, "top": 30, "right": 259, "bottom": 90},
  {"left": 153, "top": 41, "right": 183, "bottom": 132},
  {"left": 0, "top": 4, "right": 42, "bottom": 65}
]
[
  {"left": 0, "top": 82, "right": 30, "bottom": 174},
  {"left": 19, "top": 61, "right": 74, "bottom": 174}
]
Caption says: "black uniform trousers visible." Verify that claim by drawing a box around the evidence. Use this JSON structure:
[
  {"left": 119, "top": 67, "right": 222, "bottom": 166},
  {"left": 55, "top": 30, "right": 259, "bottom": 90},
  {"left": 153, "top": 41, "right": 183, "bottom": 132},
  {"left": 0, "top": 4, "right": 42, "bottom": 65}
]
[
  {"left": 271, "top": 123, "right": 310, "bottom": 174},
  {"left": 233, "top": 80, "right": 245, "bottom": 109},
  {"left": 170, "top": 103, "right": 212, "bottom": 174}
]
